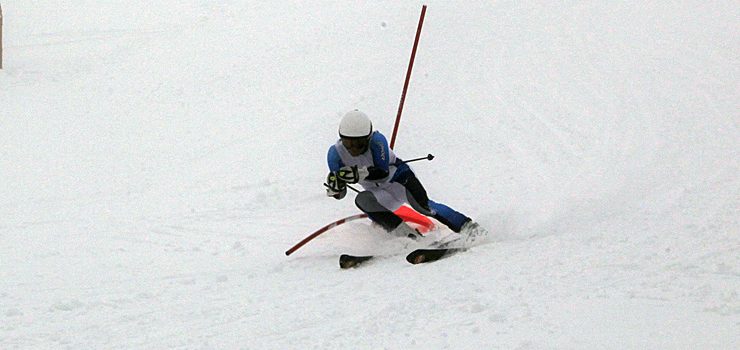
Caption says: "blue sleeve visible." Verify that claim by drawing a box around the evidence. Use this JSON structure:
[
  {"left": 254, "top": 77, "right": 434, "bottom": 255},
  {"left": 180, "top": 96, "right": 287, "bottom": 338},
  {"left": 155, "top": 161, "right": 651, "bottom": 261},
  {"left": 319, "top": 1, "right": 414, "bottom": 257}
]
[
  {"left": 327, "top": 145, "right": 344, "bottom": 172},
  {"left": 369, "top": 132, "right": 390, "bottom": 172}
]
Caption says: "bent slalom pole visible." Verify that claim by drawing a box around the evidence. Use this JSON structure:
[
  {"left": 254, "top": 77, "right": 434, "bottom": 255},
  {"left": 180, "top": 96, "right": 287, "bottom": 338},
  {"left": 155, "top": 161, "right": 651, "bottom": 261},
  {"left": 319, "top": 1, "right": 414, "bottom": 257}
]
[
  {"left": 389, "top": 5, "right": 427, "bottom": 150},
  {"left": 285, "top": 197, "right": 436, "bottom": 256},
  {"left": 285, "top": 213, "right": 368, "bottom": 256}
]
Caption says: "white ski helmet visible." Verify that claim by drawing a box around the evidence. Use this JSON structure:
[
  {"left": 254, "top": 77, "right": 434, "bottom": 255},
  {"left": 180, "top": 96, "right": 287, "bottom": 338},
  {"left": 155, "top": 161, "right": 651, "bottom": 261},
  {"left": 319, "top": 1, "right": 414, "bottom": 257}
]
[{"left": 338, "top": 110, "right": 373, "bottom": 138}]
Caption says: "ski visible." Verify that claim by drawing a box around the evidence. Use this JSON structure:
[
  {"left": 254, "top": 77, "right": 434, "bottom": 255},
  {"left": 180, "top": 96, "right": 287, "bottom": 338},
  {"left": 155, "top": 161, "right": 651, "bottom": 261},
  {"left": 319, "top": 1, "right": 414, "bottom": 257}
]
[
  {"left": 339, "top": 234, "right": 467, "bottom": 268},
  {"left": 339, "top": 254, "right": 374, "bottom": 269},
  {"left": 405, "top": 247, "right": 465, "bottom": 264},
  {"left": 404, "top": 221, "right": 486, "bottom": 264}
]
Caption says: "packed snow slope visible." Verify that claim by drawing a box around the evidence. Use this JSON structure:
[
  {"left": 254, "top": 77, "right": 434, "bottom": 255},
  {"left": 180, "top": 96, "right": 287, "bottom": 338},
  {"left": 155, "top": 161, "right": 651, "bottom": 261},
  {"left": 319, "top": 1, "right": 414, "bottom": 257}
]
[{"left": 1, "top": 1, "right": 738, "bottom": 349}]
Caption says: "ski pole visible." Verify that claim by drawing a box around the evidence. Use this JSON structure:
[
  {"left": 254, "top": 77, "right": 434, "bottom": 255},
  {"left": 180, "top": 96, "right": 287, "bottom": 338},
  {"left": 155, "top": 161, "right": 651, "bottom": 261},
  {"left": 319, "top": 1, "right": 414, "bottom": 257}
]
[
  {"left": 322, "top": 154, "right": 434, "bottom": 191},
  {"left": 324, "top": 183, "right": 360, "bottom": 193},
  {"left": 395, "top": 153, "right": 434, "bottom": 165}
]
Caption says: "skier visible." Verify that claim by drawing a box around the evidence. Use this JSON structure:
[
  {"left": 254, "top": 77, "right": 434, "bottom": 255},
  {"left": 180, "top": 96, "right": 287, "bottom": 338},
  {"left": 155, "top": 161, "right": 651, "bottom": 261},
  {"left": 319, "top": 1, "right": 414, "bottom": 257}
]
[{"left": 325, "top": 109, "right": 480, "bottom": 239}]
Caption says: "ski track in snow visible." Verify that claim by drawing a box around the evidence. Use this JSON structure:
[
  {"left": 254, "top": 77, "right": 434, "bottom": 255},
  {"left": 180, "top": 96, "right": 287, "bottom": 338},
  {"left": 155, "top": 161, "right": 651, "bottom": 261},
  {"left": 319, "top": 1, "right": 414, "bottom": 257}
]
[{"left": 1, "top": 1, "right": 739, "bottom": 349}]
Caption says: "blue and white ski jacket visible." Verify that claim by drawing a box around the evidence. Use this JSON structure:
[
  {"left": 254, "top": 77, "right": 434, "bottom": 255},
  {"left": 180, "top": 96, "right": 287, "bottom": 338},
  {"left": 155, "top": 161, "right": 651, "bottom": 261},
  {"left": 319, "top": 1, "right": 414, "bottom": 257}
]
[{"left": 327, "top": 131, "right": 411, "bottom": 190}]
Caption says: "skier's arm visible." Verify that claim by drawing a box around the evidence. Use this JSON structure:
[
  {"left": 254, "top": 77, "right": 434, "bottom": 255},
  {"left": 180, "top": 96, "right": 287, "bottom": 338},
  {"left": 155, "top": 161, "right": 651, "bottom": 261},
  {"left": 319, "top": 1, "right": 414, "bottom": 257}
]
[
  {"left": 365, "top": 133, "right": 390, "bottom": 181},
  {"left": 327, "top": 145, "right": 344, "bottom": 173},
  {"left": 326, "top": 146, "right": 347, "bottom": 199}
]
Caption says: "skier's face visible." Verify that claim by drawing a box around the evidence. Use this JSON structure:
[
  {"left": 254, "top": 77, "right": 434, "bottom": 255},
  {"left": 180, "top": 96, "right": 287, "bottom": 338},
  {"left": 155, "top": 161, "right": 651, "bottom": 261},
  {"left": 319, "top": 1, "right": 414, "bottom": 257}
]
[{"left": 341, "top": 136, "right": 369, "bottom": 156}]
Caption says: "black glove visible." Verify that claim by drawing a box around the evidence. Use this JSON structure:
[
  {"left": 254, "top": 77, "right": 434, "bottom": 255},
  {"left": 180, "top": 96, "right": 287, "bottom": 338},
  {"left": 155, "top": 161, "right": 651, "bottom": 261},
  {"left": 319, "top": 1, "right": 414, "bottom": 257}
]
[
  {"left": 326, "top": 172, "right": 347, "bottom": 199},
  {"left": 336, "top": 165, "right": 369, "bottom": 184}
]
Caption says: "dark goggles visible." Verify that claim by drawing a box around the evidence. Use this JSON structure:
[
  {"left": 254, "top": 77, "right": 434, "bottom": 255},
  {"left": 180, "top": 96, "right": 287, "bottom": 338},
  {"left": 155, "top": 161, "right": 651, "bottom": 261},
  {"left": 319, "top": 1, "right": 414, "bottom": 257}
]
[{"left": 341, "top": 135, "right": 370, "bottom": 149}]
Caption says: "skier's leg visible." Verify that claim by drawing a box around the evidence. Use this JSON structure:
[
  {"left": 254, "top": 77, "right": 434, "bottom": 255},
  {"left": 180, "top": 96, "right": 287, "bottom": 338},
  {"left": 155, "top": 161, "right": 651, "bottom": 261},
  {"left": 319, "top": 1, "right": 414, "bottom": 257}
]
[
  {"left": 396, "top": 171, "right": 471, "bottom": 233},
  {"left": 427, "top": 200, "right": 471, "bottom": 233},
  {"left": 355, "top": 191, "right": 420, "bottom": 238},
  {"left": 355, "top": 191, "right": 402, "bottom": 231},
  {"left": 393, "top": 169, "right": 432, "bottom": 214}
]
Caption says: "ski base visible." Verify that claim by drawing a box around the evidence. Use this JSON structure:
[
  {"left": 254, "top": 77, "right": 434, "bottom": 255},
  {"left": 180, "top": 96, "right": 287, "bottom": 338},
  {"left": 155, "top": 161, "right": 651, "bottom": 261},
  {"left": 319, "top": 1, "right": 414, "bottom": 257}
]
[
  {"left": 339, "top": 254, "right": 373, "bottom": 269},
  {"left": 405, "top": 248, "right": 465, "bottom": 264}
]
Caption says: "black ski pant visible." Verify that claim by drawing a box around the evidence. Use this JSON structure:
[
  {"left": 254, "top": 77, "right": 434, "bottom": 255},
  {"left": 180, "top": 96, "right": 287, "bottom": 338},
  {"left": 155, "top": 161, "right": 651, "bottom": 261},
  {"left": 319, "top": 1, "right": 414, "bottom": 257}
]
[{"left": 354, "top": 171, "right": 436, "bottom": 232}]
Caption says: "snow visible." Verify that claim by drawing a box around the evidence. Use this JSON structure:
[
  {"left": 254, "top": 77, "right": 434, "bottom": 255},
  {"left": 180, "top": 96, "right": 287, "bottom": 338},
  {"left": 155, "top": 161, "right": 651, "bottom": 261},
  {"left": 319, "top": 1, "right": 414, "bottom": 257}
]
[{"left": 1, "top": 1, "right": 738, "bottom": 349}]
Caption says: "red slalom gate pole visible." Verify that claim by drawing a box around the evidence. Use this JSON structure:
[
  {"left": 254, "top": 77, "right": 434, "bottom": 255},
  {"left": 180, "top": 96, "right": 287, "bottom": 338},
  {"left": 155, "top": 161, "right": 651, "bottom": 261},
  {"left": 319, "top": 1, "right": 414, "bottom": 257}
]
[
  {"left": 284, "top": 206, "right": 436, "bottom": 256},
  {"left": 389, "top": 4, "right": 427, "bottom": 150},
  {"left": 285, "top": 213, "right": 368, "bottom": 256}
]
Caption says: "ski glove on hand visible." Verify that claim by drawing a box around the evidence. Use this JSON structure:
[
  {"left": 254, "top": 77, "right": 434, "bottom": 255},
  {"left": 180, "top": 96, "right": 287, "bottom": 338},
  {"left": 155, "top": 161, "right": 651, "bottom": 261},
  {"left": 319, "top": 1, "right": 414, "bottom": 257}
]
[
  {"left": 326, "top": 172, "right": 347, "bottom": 199},
  {"left": 337, "top": 165, "right": 369, "bottom": 184}
]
